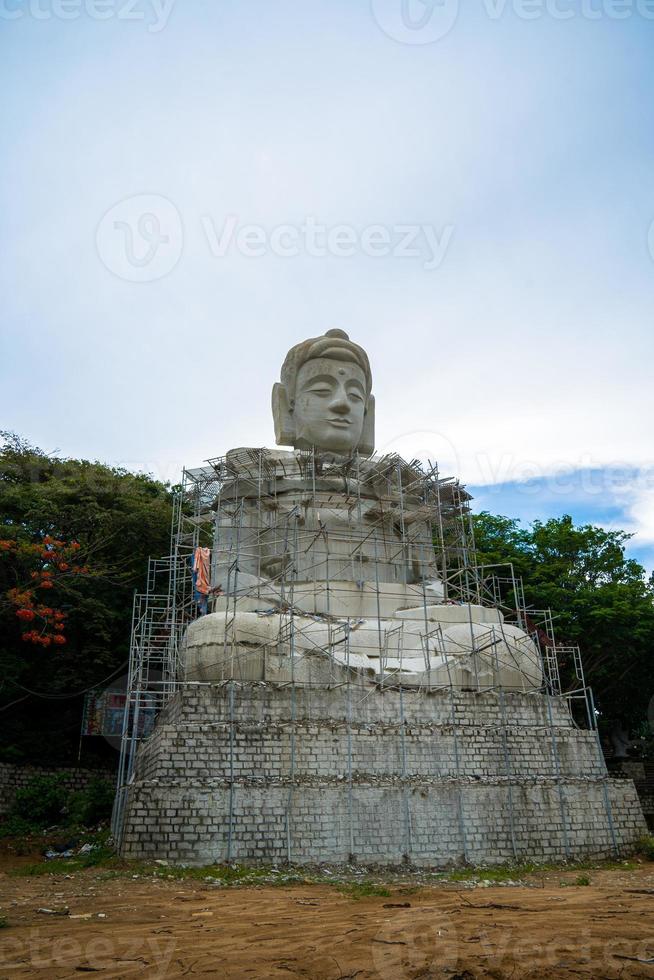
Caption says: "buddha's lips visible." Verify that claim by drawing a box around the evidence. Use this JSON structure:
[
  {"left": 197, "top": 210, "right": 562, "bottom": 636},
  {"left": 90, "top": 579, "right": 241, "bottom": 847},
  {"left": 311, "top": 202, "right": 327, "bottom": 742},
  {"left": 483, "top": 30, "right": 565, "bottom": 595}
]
[{"left": 328, "top": 418, "right": 352, "bottom": 428}]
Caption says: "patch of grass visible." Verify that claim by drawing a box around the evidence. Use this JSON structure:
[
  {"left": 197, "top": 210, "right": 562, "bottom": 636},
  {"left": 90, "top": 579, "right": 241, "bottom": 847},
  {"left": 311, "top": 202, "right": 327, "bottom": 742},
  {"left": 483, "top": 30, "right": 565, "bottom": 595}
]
[
  {"left": 395, "top": 884, "right": 421, "bottom": 896},
  {"left": 6, "top": 846, "right": 644, "bottom": 891},
  {"left": 0, "top": 774, "right": 114, "bottom": 841},
  {"left": 635, "top": 836, "right": 654, "bottom": 861},
  {"left": 447, "top": 861, "right": 551, "bottom": 882},
  {"left": 9, "top": 863, "right": 50, "bottom": 878},
  {"left": 446, "top": 856, "right": 638, "bottom": 883},
  {"left": 11, "top": 775, "right": 67, "bottom": 828},
  {"left": 0, "top": 816, "right": 38, "bottom": 840},
  {"left": 146, "top": 864, "right": 308, "bottom": 888},
  {"left": 0, "top": 917, "right": 8, "bottom": 929},
  {"left": 67, "top": 780, "right": 114, "bottom": 827},
  {"left": 9, "top": 854, "right": 309, "bottom": 889},
  {"left": 80, "top": 847, "right": 119, "bottom": 869},
  {"left": 558, "top": 877, "right": 588, "bottom": 888},
  {"left": 337, "top": 882, "right": 392, "bottom": 900},
  {"left": 8, "top": 830, "right": 119, "bottom": 878},
  {"left": 571, "top": 857, "right": 634, "bottom": 872}
]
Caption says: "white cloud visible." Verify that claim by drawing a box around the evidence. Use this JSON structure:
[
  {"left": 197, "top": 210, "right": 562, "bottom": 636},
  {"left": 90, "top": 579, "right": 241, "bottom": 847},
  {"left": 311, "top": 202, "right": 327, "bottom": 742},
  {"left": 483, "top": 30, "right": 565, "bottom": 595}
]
[{"left": 614, "top": 473, "right": 654, "bottom": 545}]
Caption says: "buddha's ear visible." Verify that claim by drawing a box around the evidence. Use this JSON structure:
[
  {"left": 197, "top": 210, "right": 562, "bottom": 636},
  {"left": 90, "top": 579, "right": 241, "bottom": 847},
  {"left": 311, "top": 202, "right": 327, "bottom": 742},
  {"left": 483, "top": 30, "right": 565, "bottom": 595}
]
[
  {"left": 272, "top": 383, "right": 296, "bottom": 447},
  {"left": 358, "top": 395, "right": 375, "bottom": 457}
]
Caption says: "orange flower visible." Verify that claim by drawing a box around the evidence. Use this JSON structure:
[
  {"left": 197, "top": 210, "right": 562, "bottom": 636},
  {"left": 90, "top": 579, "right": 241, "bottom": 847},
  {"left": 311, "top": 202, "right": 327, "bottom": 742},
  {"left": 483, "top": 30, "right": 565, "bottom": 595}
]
[
  {"left": 52, "top": 635, "right": 66, "bottom": 645},
  {"left": 9, "top": 589, "right": 33, "bottom": 606}
]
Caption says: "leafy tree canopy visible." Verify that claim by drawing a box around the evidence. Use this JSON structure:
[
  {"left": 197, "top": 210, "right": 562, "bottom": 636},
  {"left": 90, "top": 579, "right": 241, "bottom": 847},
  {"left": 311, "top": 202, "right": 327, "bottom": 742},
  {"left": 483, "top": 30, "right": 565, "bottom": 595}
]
[
  {"left": 0, "top": 432, "right": 173, "bottom": 765},
  {"left": 473, "top": 512, "right": 654, "bottom": 735}
]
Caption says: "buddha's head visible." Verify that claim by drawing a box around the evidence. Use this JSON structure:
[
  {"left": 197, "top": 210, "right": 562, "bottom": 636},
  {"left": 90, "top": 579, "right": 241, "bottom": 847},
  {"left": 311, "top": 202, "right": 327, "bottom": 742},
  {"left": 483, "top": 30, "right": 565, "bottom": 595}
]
[{"left": 272, "top": 329, "right": 375, "bottom": 455}]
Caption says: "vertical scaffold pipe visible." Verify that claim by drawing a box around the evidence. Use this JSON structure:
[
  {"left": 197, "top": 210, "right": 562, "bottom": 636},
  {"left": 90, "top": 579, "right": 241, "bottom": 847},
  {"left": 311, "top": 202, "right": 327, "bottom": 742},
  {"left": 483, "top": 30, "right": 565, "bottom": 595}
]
[
  {"left": 398, "top": 659, "right": 412, "bottom": 863},
  {"left": 545, "top": 691, "right": 571, "bottom": 860},
  {"left": 443, "top": 647, "right": 469, "bottom": 864},
  {"left": 346, "top": 622, "right": 354, "bottom": 861},
  {"left": 227, "top": 680, "right": 235, "bottom": 863},
  {"left": 373, "top": 535, "right": 384, "bottom": 690},
  {"left": 588, "top": 687, "right": 619, "bottom": 857},
  {"left": 495, "top": 641, "right": 518, "bottom": 861},
  {"left": 284, "top": 511, "right": 297, "bottom": 866},
  {"left": 113, "top": 589, "right": 139, "bottom": 843}
]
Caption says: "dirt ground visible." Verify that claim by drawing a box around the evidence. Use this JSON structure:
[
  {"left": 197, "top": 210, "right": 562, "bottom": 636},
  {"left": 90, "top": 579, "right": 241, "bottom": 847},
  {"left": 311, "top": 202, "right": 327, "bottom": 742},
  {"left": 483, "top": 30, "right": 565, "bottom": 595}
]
[{"left": 1, "top": 860, "right": 653, "bottom": 979}]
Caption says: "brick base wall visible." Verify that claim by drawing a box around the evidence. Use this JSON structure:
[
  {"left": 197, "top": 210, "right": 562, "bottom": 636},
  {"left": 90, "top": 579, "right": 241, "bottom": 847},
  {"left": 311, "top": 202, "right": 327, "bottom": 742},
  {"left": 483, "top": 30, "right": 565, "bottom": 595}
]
[{"left": 120, "top": 682, "right": 647, "bottom": 867}]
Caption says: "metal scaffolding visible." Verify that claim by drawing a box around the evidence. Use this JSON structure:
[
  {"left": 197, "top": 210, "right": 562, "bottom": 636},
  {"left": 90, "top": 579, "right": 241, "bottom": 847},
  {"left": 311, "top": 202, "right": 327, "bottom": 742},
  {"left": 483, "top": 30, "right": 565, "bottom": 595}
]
[{"left": 112, "top": 449, "right": 617, "bottom": 858}]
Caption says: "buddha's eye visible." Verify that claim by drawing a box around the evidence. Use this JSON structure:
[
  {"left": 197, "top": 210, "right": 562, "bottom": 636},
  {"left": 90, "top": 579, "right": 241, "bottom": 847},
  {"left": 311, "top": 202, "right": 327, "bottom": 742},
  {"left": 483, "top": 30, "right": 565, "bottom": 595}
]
[
  {"left": 348, "top": 391, "right": 364, "bottom": 403},
  {"left": 308, "top": 386, "right": 332, "bottom": 397}
]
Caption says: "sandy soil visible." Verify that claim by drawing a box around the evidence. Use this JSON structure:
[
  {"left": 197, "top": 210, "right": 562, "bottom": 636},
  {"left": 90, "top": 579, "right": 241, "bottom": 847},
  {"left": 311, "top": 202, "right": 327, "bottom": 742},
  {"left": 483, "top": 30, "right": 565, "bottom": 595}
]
[{"left": 1, "top": 863, "right": 653, "bottom": 979}]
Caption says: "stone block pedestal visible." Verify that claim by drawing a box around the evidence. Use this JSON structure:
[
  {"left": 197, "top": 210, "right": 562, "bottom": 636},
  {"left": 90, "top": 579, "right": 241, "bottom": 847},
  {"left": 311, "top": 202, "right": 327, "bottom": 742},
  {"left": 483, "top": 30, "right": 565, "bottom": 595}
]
[{"left": 119, "top": 682, "right": 646, "bottom": 867}]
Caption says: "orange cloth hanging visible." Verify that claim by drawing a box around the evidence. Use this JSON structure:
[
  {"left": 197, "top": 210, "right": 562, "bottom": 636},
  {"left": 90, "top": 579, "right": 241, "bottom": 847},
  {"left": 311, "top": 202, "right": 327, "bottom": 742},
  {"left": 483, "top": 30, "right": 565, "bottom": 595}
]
[{"left": 193, "top": 546, "right": 211, "bottom": 595}]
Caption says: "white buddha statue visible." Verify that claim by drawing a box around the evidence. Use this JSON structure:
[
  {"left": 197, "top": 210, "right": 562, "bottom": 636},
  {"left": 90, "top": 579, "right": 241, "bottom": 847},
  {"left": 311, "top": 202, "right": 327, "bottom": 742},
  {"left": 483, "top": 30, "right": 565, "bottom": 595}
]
[
  {"left": 181, "top": 330, "right": 542, "bottom": 691},
  {"left": 272, "top": 328, "right": 375, "bottom": 455}
]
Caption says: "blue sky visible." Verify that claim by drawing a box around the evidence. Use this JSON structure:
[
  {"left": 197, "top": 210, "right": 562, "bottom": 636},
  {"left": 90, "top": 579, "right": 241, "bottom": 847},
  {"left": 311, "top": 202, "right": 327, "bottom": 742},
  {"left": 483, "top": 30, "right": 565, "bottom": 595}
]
[{"left": 1, "top": 1, "right": 653, "bottom": 571}]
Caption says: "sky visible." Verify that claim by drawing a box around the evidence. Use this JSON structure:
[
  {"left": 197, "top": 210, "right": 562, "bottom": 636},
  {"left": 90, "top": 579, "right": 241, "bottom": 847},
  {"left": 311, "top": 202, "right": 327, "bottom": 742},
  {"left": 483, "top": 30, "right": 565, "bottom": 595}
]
[{"left": 1, "top": 0, "right": 653, "bottom": 570}]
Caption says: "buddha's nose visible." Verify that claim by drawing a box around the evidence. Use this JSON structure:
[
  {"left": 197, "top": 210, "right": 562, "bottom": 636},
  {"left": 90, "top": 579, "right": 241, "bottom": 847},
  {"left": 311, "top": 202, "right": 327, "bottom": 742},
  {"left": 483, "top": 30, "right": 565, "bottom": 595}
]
[{"left": 329, "top": 390, "right": 350, "bottom": 414}]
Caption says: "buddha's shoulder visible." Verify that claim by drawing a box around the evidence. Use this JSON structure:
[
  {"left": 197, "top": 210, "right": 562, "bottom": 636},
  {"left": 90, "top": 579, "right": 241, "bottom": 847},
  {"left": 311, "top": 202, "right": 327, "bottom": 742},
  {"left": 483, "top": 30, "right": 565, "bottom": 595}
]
[
  {"left": 224, "top": 447, "right": 298, "bottom": 473},
  {"left": 222, "top": 446, "right": 378, "bottom": 480}
]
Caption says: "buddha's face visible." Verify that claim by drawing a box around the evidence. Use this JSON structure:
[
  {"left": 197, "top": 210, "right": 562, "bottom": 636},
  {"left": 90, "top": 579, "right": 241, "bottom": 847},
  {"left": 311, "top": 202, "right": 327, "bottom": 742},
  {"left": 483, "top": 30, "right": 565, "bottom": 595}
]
[{"left": 292, "top": 357, "right": 367, "bottom": 453}]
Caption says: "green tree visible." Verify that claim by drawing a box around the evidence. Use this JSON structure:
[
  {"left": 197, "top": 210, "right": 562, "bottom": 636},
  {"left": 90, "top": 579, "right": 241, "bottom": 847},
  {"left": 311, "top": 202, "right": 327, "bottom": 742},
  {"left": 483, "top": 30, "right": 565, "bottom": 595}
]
[
  {"left": 473, "top": 512, "right": 654, "bottom": 735},
  {"left": 0, "top": 432, "right": 173, "bottom": 765}
]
